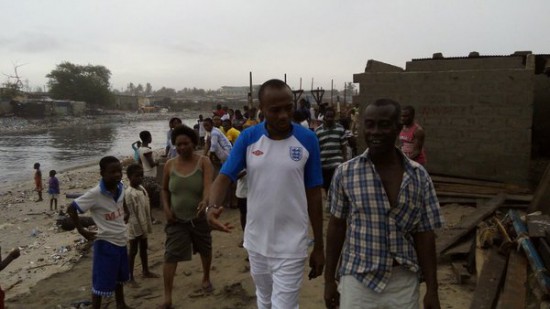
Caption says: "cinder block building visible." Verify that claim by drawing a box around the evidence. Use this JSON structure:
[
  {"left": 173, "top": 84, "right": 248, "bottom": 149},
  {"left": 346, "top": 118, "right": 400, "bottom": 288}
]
[{"left": 353, "top": 52, "right": 550, "bottom": 185}]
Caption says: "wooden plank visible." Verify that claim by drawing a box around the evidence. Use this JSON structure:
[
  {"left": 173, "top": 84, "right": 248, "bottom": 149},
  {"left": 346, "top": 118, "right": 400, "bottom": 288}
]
[
  {"left": 436, "top": 191, "right": 532, "bottom": 203},
  {"left": 451, "top": 262, "right": 471, "bottom": 284},
  {"left": 442, "top": 237, "right": 473, "bottom": 257},
  {"left": 529, "top": 163, "right": 550, "bottom": 215},
  {"left": 435, "top": 182, "right": 507, "bottom": 195},
  {"left": 436, "top": 194, "right": 506, "bottom": 256},
  {"left": 438, "top": 197, "right": 481, "bottom": 205},
  {"left": 431, "top": 175, "right": 531, "bottom": 194},
  {"left": 469, "top": 249, "right": 508, "bottom": 309},
  {"left": 496, "top": 251, "right": 527, "bottom": 309}
]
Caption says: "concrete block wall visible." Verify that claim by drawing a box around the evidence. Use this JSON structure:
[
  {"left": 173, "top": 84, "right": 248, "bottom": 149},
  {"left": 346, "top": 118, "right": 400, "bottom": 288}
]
[{"left": 353, "top": 66, "right": 534, "bottom": 185}]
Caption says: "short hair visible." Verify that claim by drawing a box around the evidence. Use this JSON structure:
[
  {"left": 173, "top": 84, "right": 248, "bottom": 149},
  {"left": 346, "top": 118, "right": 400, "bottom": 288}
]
[
  {"left": 258, "top": 79, "right": 292, "bottom": 102},
  {"left": 139, "top": 130, "right": 151, "bottom": 142},
  {"left": 368, "top": 98, "right": 402, "bottom": 125},
  {"left": 171, "top": 124, "right": 198, "bottom": 145},
  {"left": 222, "top": 119, "right": 232, "bottom": 125},
  {"left": 99, "top": 156, "right": 120, "bottom": 171},
  {"left": 402, "top": 105, "right": 415, "bottom": 117},
  {"left": 126, "top": 164, "right": 143, "bottom": 177},
  {"left": 203, "top": 117, "right": 213, "bottom": 124},
  {"left": 34, "top": 162, "right": 40, "bottom": 169},
  {"left": 49, "top": 170, "right": 56, "bottom": 177},
  {"left": 324, "top": 107, "right": 336, "bottom": 116},
  {"left": 169, "top": 117, "right": 182, "bottom": 125}
]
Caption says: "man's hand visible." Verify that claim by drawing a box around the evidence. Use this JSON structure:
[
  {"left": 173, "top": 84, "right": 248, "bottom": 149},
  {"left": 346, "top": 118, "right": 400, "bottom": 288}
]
[
  {"left": 308, "top": 247, "right": 325, "bottom": 279},
  {"left": 423, "top": 290, "right": 441, "bottom": 309},
  {"left": 206, "top": 207, "right": 233, "bottom": 233},
  {"left": 324, "top": 280, "right": 340, "bottom": 309},
  {"left": 8, "top": 248, "right": 20, "bottom": 260},
  {"left": 77, "top": 228, "right": 96, "bottom": 242}
]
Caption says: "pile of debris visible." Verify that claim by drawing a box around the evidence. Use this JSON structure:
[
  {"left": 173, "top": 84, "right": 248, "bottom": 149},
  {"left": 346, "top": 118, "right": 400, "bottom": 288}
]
[{"left": 434, "top": 164, "right": 550, "bottom": 308}]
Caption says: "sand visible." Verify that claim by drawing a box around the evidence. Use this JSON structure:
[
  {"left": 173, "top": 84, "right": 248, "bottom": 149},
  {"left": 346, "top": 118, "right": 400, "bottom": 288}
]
[{"left": 1, "top": 158, "right": 476, "bottom": 309}]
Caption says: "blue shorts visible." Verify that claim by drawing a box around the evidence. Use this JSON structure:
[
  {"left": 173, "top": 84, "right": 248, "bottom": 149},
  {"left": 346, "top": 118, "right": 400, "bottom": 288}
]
[{"left": 92, "top": 240, "right": 130, "bottom": 297}]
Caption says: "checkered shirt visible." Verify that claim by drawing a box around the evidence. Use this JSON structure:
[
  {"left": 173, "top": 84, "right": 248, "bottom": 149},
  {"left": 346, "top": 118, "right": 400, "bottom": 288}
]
[{"left": 328, "top": 149, "right": 444, "bottom": 293}]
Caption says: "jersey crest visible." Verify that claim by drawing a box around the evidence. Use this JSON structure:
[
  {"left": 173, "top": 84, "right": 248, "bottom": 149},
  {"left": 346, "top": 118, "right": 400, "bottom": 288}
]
[{"left": 289, "top": 146, "right": 303, "bottom": 161}]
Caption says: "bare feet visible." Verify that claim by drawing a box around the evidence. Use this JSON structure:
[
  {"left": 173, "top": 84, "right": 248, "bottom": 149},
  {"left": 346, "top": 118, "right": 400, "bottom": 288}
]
[{"left": 142, "top": 271, "right": 160, "bottom": 278}]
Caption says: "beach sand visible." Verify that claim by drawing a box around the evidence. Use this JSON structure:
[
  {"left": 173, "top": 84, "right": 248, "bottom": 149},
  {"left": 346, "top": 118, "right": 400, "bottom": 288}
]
[{"left": 1, "top": 158, "right": 476, "bottom": 309}]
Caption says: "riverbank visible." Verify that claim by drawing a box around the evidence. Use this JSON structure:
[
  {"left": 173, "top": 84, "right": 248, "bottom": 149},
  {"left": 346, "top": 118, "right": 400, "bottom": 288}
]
[
  {"left": 1, "top": 159, "right": 476, "bottom": 309},
  {"left": 0, "top": 109, "right": 209, "bottom": 134}
]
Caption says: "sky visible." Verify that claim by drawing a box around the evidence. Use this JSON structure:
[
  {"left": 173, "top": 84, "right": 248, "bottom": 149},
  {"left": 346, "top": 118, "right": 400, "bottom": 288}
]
[{"left": 1, "top": 0, "right": 548, "bottom": 92}]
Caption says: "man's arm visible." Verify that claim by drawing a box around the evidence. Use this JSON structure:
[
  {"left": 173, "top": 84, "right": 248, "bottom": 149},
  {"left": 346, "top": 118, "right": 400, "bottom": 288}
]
[
  {"left": 143, "top": 151, "right": 157, "bottom": 168},
  {"left": 205, "top": 174, "right": 234, "bottom": 232},
  {"left": 197, "top": 156, "right": 214, "bottom": 215},
  {"left": 411, "top": 127, "right": 425, "bottom": 159},
  {"left": 414, "top": 231, "right": 441, "bottom": 309},
  {"left": 161, "top": 161, "right": 176, "bottom": 223},
  {"left": 306, "top": 186, "right": 324, "bottom": 278},
  {"left": 67, "top": 204, "right": 96, "bottom": 241},
  {"left": 324, "top": 215, "right": 347, "bottom": 308}
]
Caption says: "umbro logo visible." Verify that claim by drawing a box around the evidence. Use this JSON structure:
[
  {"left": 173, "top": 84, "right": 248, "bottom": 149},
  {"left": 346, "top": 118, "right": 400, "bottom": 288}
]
[{"left": 252, "top": 150, "right": 264, "bottom": 156}]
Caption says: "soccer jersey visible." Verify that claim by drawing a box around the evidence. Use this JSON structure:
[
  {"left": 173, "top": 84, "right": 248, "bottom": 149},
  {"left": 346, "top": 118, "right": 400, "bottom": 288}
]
[
  {"left": 71, "top": 180, "right": 127, "bottom": 246},
  {"left": 221, "top": 123, "right": 323, "bottom": 258}
]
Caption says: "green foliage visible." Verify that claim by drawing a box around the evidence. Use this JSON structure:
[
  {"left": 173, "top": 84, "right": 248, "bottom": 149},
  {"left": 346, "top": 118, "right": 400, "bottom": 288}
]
[{"left": 46, "top": 62, "right": 114, "bottom": 106}]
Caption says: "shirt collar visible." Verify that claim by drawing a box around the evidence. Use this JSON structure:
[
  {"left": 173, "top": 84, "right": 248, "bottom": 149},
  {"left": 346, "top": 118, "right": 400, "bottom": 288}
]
[
  {"left": 359, "top": 147, "right": 420, "bottom": 173},
  {"left": 99, "top": 179, "right": 124, "bottom": 201},
  {"left": 262, "top": 121, "right": 294, "bottom": 139}
]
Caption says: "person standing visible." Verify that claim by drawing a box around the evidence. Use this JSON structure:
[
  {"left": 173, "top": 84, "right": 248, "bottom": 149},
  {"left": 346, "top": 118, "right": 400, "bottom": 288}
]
[
  {"left": 206, "top": 79, "right": 325, "bottom": 309},
  {"left": 139, "top": 131, "right": 161, "bottom": 222},
  {"left": 315, "top": 107, "right": 348, "bottom": 194},
  {"left": 222, "top": 119, "right": 241, "bottom": 145},
  {"left": 67, "top": 156, "right": 132, "bottom": 309},
  {"left": 160, "top": 125, "right": 214, "bottom": 308},
  {"left": 125, "top": 164, "right": 158, "bottom": 286},
  {"left": 399, "top": 105, "right": 427, "bottom": 166},
  {"left": 33, "top": 162, "right": 43, "bottom": 202},
  {"left": 198, "top": 114, "right": 206, "bottom": 149},
  {"left": 324, "top": 99, "right": 443, "bottom": 309},
  {"left": 202, "top": 118, "right": 232, "bottom": 170},
  {"left": 48, "top": 170, "right": 60, "bottom": 211},
  {"left": 165, "top": 118, "right": 182, "bottom": 160}
]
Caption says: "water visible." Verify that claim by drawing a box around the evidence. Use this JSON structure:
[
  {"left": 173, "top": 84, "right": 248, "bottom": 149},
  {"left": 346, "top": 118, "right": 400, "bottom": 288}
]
[{"left": 0, "top": 118, "right": 196, "bottom": 187}]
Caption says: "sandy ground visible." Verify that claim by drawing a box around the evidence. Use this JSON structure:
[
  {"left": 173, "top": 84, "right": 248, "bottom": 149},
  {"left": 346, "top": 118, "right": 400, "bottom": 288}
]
[{"left": 1, "top": 159, "right": 477, "bottom": 309}]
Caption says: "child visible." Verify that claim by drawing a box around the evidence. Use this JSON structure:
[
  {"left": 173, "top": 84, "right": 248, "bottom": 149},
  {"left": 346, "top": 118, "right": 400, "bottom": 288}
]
[
  {"left": 131, "top": 141, "right": 141, "bottom": 163},
  {"left": 67, "top": 156, "right": 132, "bottom": 309},
  {"left": 0, "top": 247, "right": 20, "bottom": 309},
  {"left": 48, "top": 170, "right": 60, "bottom": 211},
  {"left": 124, "top": 164, "right": 158, "bottom": 285},
  {"left": 33, "top": 162, "right": 43, "bottom": 202}
]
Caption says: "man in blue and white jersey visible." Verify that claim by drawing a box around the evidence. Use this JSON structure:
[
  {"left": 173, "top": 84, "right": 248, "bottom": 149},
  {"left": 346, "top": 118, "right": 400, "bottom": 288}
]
[{"left": 206, "top": 79, "right": 325, "bottom": 309}]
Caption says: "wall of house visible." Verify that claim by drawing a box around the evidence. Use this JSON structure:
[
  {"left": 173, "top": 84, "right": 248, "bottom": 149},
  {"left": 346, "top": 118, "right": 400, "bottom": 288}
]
[{"left": 353, "top": 57, "right": 535, "bottom": 185}]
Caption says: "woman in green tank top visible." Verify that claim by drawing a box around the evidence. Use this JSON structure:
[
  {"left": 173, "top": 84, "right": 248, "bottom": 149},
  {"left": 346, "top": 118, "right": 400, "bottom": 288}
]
[{"left": 159, "top": 124, "right": 214, "bottom": 308}]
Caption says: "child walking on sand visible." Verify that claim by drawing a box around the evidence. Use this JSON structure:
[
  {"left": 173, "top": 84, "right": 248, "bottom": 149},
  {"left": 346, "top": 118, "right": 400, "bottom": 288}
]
[
  {"left": 48, "top": 170, "right": 60, "bottom": 211},
  {"left": 33, "top": 162, "right": 43, "bottom": 202},
  {"left": 0, "top": 246, "right": 20, "bottom": 309},
  {"left": 67, "top": 156, "right": 133, "bottom": 309},
  {"left": 124, "top": 164, "right": 159, "bottom": 286}
]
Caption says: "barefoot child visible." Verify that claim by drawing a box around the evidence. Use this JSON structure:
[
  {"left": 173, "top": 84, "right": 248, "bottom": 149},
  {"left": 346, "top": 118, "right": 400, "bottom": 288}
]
[
  {"left": 67, "top": 156, "right": 132, "bottom": 309},
  {"left": 33, "top": 162, "right": 43, "bottom": 202},
  {"left": 48, "top": 170, "right": 60, "bottom": 211},
  {"left": 124, "top": 164, "right": 158, "bottom": 285},
  {"left": 0, "top": 247, "right": 20, "bottom": 309}
]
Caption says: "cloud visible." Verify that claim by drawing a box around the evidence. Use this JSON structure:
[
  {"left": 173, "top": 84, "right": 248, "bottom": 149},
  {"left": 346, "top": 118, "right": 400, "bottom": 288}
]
[{"left": 0, "top": 32, "right": 64, "bottom": 53}]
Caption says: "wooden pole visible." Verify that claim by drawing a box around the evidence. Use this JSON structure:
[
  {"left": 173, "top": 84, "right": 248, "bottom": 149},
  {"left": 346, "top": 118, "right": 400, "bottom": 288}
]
[
  {"left": 299, "top": 77, "right": 302, "bottom": 90},
  {"left": 249, "top": 71, "right": 253, "bottom": 108},
  {"left": 330, "top": 79, "right": 334, "bottom": 105},
  {"left": 284, "top": 73, "right": 287, "bottom": 84}
]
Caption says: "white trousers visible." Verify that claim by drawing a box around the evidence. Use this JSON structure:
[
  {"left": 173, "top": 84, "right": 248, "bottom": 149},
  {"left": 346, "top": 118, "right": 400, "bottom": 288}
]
[
  {"left": 248, "top": 250, "right": 306, "bottom": 309},
  {"left": 338, "top": 267, "right": 419, "bottom": 309}
]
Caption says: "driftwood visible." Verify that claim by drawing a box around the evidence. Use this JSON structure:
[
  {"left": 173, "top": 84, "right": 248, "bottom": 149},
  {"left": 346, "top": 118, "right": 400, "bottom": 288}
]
[
  {"left": 437, "top": 194, "right": 505, "bottom": 256},
  {"left": 496, "top": 251, "right": 527, "bottom": 309}
]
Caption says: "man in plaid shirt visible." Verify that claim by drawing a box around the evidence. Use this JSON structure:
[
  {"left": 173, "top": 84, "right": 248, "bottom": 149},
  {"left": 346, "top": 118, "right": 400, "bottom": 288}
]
[{"left": 324, "top": 99, "right": 444, "bottom": 309}]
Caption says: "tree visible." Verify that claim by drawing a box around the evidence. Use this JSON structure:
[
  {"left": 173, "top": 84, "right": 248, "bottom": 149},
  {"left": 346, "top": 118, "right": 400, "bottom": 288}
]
[
  {"left": 145, "top": 83, "right": 152, "bottom": 96},
  {"left": 46, "top": 62, "right": 114, "bottom": 106},
  {"left": 1, "top": 63, "right": 25, "bottom": 100}
]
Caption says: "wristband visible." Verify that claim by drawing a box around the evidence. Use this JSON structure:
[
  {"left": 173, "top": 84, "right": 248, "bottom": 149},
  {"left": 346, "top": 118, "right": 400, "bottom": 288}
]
[{"left": 205, "top": 204, "right": 220, "bottom": 213}]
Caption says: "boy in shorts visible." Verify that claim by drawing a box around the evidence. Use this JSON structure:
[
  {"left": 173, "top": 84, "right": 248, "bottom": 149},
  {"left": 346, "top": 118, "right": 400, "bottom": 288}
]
[{"left": 67, "top": 156, "right": 132, "bottom": 309}]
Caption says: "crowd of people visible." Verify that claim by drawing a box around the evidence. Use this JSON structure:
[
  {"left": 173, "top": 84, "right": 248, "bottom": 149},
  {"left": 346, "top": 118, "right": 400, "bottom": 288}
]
[{"left": 11, "top": 78, "right": 438, "bottom": 309}]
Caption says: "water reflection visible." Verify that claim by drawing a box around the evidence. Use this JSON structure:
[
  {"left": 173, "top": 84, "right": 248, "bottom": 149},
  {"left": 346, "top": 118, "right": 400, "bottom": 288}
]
[{"left": 0, "top": 119, "right": 195, "bottom": 186}]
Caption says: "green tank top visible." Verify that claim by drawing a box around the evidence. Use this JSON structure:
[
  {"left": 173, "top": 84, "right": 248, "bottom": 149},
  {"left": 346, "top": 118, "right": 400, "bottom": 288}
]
[{"left": 168, "top": 159, "right": 203, "bottom": 221}]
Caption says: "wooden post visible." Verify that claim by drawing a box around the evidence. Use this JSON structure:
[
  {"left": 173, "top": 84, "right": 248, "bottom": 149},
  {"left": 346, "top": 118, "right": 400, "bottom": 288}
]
[
  {"left": 249, "top": 71, "right": 253, "bottom": 108},
  {"left": 330, "top": 79, "right": 333, "bottom": 105}
]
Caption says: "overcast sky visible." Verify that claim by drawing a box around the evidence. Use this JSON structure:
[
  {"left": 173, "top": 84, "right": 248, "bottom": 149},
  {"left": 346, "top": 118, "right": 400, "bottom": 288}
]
[{"left": 1, "top": 0, "right": 548, "bottom": 91}]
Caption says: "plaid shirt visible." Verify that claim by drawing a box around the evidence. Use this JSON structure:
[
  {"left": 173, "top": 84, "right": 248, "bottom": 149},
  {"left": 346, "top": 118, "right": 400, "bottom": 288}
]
[{"left": 328, "top": 149, "right": 444, "bottom": 293}]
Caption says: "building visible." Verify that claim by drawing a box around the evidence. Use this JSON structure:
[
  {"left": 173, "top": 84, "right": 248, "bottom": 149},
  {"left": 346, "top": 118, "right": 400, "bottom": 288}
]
[{"left": 353, "top": 51, "right": 550, "bottom": 185}]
